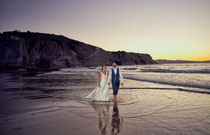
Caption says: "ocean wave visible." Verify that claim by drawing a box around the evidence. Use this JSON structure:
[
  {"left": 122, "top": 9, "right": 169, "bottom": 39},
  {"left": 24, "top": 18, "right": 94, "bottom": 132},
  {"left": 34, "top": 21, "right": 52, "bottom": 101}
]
[
  {"left": 123, "top": 68, "right": 138, "bottom": 70},
  {"left": 140, "top": 68, "right": 210, "bottom": 74},
  {"left": 124, "top": 75, "right": 210, "bottom": 90},
  {"left": 120, "top": 87, "right": 210, "bottom": 94}
]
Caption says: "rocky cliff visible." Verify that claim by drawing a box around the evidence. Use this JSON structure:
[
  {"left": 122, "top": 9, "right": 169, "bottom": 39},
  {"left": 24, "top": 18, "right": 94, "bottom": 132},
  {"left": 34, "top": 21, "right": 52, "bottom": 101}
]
[{"left": 0, "top": 31, "right": 156, "bottom": 71}]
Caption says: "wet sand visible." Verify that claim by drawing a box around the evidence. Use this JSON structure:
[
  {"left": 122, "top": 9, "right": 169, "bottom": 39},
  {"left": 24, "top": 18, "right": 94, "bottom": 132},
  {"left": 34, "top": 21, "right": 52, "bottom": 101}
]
[{"left": 0, "top": 71, "right": 210, "bottom": 135}]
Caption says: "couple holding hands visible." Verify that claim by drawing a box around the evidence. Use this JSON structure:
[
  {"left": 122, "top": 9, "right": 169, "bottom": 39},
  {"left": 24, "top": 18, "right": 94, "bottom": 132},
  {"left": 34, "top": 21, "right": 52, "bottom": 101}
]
[{"left": 85, "top": 62, "right": 123, "bottom": 102}]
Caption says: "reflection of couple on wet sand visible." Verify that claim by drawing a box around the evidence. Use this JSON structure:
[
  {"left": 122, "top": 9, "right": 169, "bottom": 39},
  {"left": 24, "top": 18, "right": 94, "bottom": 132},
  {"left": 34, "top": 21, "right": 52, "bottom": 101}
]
[
  {"left": 85, "top": 61, "right": 123, "bottom": 134},
  {"left": 85, "top": 61, "right": 123, "bottom": 102},
  {"left": 90, "top": 101, "right": 122, "bottom": 135}
]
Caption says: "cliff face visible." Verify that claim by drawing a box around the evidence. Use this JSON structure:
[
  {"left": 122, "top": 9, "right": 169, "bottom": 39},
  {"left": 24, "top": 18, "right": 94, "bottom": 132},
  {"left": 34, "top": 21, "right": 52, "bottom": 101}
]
[{"left": 0, "top": 31, "right": 156, "bottom": 70}]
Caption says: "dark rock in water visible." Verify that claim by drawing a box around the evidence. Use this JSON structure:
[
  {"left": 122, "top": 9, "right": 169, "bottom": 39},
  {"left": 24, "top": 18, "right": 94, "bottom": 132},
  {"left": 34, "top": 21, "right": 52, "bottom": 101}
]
[{"left": 0, "top": 31, "right": 157, "bottom": 71}]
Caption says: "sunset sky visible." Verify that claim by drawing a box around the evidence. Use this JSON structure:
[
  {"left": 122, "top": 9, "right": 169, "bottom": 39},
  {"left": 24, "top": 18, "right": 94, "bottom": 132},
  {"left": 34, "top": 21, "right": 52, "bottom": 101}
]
[{"left": 1, "top": 0, "right": 210, "bottom": 61}]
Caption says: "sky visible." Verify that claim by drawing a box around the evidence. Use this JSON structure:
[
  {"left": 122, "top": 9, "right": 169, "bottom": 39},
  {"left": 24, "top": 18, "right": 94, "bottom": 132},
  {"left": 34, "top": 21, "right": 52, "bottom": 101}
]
[{"left": 0, "top": 0, "right": 210, "bottom": 61}]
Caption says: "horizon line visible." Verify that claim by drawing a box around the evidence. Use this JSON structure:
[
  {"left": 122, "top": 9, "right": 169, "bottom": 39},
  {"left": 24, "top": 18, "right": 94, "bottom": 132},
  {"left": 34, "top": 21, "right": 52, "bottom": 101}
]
[{"left": 1, "top": 30, "right": 209, "bottom": 62}]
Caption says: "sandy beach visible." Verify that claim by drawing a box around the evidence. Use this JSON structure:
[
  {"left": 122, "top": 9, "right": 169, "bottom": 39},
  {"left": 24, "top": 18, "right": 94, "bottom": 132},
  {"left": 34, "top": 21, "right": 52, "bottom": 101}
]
[
  {"left": 0, "top": 67, "right": 210, "bottom": 135},
  {"left": 1, "top": 0, "right": 210, "bottom": 134}
]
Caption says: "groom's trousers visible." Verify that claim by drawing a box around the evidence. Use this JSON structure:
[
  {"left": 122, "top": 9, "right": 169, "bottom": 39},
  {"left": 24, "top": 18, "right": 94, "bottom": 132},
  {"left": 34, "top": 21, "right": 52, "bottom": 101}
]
[{"left": 112, "top": 81, "right": 120, "bottom": 95}]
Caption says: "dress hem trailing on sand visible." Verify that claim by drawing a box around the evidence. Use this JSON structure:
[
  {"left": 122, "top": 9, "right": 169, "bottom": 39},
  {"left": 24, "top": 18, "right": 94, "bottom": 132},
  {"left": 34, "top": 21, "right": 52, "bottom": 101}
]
[{"left": 84, "top": 72, "right": 109, "bottom": 101}]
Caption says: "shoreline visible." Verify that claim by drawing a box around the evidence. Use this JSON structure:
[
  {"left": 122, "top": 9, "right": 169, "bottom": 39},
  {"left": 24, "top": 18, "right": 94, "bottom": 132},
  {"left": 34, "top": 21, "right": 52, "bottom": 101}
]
[{"left": 0, "top": 68, "right": 210, "bottom": 135}]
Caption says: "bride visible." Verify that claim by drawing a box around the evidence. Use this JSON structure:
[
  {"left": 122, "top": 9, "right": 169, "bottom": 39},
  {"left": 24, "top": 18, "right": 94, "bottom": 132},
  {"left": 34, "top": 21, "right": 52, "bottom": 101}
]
[{"left": 85, "top": 66, "right": 109, "bottom": 101}]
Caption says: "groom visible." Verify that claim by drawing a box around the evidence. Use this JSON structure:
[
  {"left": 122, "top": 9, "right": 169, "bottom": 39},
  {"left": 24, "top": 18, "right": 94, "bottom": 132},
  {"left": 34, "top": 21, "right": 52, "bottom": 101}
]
[{"left": 108, "top": 62, "right": 123, "bottom": 102}]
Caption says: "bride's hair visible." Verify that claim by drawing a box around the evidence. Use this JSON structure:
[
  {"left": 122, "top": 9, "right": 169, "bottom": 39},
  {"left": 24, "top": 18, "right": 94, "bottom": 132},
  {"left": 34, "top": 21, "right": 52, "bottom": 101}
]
[{"left": 101, "top": 65, "right": 106, "bottom": 71}]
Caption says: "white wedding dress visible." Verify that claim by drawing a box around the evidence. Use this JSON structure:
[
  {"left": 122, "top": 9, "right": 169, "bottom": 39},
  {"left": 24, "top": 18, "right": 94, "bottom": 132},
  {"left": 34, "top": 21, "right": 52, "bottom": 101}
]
[{"left": 85, "top": 72, "right": 109, "bottom": 101}]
